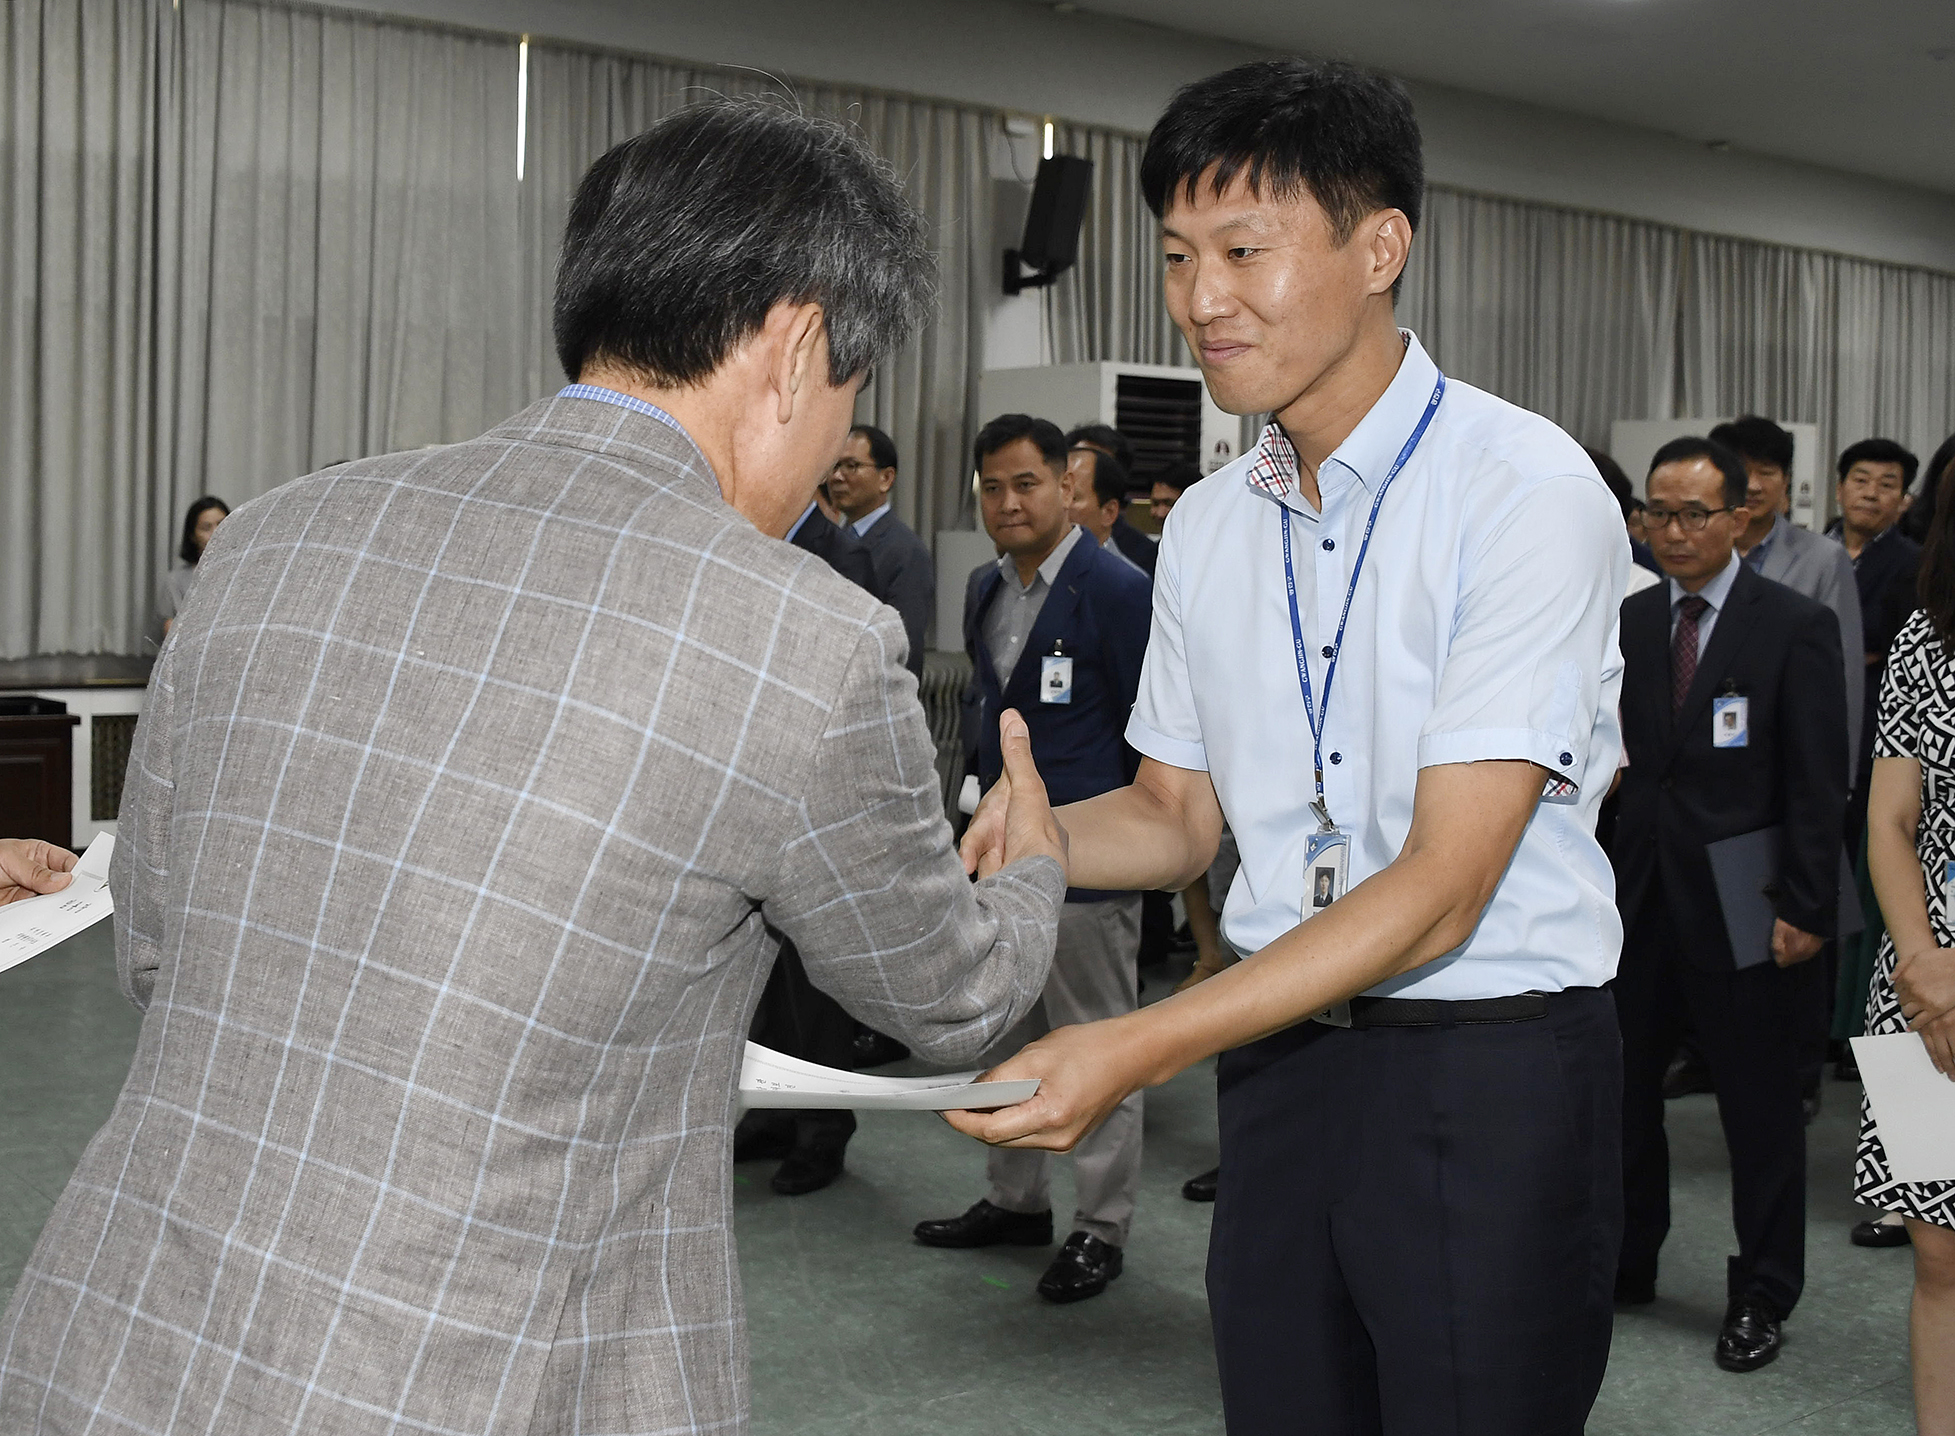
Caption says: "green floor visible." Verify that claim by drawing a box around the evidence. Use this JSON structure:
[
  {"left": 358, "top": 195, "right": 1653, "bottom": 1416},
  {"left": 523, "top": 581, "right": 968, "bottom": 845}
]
[{"left": 1, "top": 923, "right": 1920, "bottom": 1434}]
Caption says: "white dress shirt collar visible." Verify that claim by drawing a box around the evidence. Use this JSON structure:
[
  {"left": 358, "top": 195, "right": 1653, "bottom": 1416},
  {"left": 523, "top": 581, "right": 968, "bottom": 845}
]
[
  {"left": 996, "top": 524, "right": 1083, "bottom": 592},
  {"left": 1242, "top": 331, "right": 1437, "bottom": 511},
  {"left": 851, "top": 502, "right": 892, "bottom": 536},
  {"left": 1667, "top": 551, "right": 1741, "bottom": 616}
]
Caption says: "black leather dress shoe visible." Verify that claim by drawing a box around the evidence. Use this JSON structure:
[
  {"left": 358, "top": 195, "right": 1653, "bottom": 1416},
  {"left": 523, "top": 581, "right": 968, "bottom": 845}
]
[
  {"left": 1181, "top": 1167, "right": 1219, "bottom": 1202},
  {"left": 1851, "top": 1217, "right": 1912, "bottom": 1248},
  {"left": 770, "top": 1144, "right": 846, "bottom": 1196},
  {"left": 1714, "top": 1299, "right": 1783, "bottom": 1372},
  {"left": 1663, "top": 1050, "right": 1714, "bottom": 1099},
  {"left": 1036, "top": 1232, "right": 1124, "bottom": 1304},
  {"left": 913, "top": 1200, "right": 1052, "bottom": 1249}
]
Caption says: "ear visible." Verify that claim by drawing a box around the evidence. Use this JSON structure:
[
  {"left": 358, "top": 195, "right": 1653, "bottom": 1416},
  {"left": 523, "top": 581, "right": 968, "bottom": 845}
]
[
  {"left": 770, "top": 300, "right": 828, "bottom": 425},
  {"left": 1362, "top": 209, "right": 1413, "bottom": 298}
]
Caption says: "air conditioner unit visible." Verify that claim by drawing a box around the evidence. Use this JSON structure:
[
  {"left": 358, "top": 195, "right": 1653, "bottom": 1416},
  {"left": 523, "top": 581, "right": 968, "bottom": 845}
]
[{"left": 976, "top": 361, "right": 1239, "bottom": 484}]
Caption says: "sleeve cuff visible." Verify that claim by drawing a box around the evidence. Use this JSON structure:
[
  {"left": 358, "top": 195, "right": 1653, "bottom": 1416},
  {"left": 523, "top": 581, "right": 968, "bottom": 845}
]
[
  {"left": 1125, "top": 714, "right": 1209, "bottom": 772},
  {"left": 1418, "top": 727, "right": 1582, "bottom": 785}
]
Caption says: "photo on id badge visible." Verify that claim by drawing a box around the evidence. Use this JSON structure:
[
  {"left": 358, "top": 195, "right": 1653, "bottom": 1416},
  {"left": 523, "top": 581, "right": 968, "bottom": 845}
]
[
  {"left": 1303, "top": 830, "right": 1348, "bottom": 914},
  {"left": 1713, "top": 691, "right": 1748, "bottom": 748}
]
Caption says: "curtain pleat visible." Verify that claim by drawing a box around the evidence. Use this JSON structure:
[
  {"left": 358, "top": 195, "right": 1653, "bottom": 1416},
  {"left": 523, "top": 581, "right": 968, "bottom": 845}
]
[{"left": 6, "top": 0, "right": 1955, "bottom": 656}]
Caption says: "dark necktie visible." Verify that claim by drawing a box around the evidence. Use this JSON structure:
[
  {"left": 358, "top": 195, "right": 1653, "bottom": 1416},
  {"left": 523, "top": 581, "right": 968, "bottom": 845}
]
[{"left": 1672, "top": 595, "right": 1710, "bottom": 714}]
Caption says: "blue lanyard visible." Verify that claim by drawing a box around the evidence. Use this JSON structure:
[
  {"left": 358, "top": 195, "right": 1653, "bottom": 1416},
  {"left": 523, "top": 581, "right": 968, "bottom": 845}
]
[{"left": 1281, "top": 372, "right": 1446, "bottom": 828}]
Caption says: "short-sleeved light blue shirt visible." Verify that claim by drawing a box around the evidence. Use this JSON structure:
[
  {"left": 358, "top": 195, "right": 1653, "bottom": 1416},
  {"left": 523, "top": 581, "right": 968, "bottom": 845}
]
[{"left": 1127, "top": 331, "right": 1627, "bottom": 999}]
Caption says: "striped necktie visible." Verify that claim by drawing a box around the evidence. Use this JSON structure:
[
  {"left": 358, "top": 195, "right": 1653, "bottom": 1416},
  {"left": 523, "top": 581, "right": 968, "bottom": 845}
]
[{"left": 1672, "top": 595, "right": 1710, "bottom": 714}]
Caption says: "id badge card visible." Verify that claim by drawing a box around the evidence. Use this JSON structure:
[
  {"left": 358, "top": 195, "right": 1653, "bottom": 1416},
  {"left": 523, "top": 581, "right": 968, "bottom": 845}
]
[
  {"left": 1712, "top": 695, "right": 1749, "bottom": 748},
  {"left": 1039, "top": 653, "right": 1074, "bottom": 704},
  {"left": 1303, "top": 829, "right": 1352, "bottom": 1027}
]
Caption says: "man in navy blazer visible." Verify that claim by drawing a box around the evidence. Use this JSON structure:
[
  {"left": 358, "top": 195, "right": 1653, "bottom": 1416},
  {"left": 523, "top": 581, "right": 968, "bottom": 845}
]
[
  {"left": 1612, "top": 436, "right": 1847, "bottom": 1375},
  {"left": 914, "top": 413, "right": 1152, "bottom": 1304}
]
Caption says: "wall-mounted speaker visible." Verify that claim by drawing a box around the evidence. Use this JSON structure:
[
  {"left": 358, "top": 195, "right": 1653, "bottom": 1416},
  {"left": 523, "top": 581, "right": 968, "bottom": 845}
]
[{"left": 1004, "top": 155, "right": 1093, "bottom": 295}]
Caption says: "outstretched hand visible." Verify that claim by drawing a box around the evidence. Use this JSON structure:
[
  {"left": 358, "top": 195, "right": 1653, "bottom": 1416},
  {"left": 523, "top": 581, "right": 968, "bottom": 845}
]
[
  {"left": 944, "top": 1015, "right": 1150, "bottom": 1151},
  {"left": 959, "top": 709, "right": 1067, "bottom": 882},
  {"left": 0, "top": 837, "right": 77, "bottom": 906}
]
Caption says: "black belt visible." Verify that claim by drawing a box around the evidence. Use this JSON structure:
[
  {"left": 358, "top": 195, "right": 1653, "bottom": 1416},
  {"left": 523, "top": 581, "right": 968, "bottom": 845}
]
[{"left": 1346, "top": 991, "right": 1550, "bottom": 1028}]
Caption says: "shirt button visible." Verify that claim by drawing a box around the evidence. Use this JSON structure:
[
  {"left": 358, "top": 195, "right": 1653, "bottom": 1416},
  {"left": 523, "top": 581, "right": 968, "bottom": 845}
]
[
  {"left": 1329, "top": 752, "right": 1343, "bottom": 765},
  {"left": 1321, "top": 645, "right": 1335, "bottom": 659},
  {"left": 1559, "top": 751, "right": 1574, "bottom": 766},
  {"left": 1322, "top": 539, "right": 1335, "bottom": 551}
]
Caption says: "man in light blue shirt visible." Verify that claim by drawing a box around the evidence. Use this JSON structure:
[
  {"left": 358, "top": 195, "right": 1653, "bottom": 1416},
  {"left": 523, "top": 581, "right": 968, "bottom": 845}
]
[{"left": 951, "top": 59, "right": 1625, "bottom": 1435}]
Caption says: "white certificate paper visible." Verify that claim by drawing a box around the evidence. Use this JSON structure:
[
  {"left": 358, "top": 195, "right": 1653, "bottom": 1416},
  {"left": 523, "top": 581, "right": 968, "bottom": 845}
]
[
  {"left": 0, "top": 834, "right": 116, "bottom": 976},
  {"left": 739, "top": 1042, "right": 1038, "bottom": 1111},
  {"left": 1852, "top": 1031, "right": 1955, "bottom": 1183}
]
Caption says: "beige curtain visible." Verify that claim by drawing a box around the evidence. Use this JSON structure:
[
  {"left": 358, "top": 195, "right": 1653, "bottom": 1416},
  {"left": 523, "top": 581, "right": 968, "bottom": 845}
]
[
  {"left": 8, "top": 0, "right": 1955, "bottom": 656},
  {"left": 1401, "top": 189, "right": 1685, "bottom": 452},
  {"left": 521, "top": 46, "right": 997, "bottom": 543},
  {"left": 1040, "top": 122, "right": 1185, "bottom": 370}
]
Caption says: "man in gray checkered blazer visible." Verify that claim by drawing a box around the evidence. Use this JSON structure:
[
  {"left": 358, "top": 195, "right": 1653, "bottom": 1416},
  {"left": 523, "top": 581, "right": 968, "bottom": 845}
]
[{"left": 0, "top": 100, "right": 1067, "bottom": 1435}]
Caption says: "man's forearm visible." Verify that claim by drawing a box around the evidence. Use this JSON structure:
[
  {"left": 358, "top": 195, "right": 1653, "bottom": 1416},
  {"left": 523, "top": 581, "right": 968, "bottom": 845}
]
[
  {"left": 1055, "top": 782, "right": 1216, "bottom": 892},
  {"left": 1095, "top": 841, "right": 1492, "bottom": 1087}
]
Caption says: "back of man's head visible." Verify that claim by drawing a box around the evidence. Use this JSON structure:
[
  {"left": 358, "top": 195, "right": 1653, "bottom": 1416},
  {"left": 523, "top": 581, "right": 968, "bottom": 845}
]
[
  {"left": 1837, "top": 437, "right": 1918, "bottom": 489},
  {"left": 1139, "top": 58, "right": 1423, "bottom": 244},
  {"left": 975, "top": 414, "right": 1068, "bottom": 472},
  {"left": 1708, "top": 416, "right": 1794, "bottom": 474},
  {"left": 1079, "top": 448, "right": 1130, "bottom": 508},
  {"left": 1583, "top": 446, "right": 1635, "bottom": 521},
  {"left": 1649, "top": 436, "right": 1749, "bottom": 510},
  {"left": 554, "top": 99, "right": 934, "bottom": 387},
  {"left": 1064, "top": 424, "right": 1134, "bottom": 474}
]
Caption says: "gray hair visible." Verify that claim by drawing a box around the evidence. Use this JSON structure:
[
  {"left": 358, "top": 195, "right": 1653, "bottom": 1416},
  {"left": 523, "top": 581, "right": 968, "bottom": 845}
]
[{"left": 553, "top": 96, "right": 937, "bottom": 386}]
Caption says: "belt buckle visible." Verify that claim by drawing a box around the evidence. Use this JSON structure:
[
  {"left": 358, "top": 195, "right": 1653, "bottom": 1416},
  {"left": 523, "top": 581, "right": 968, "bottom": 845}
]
[{"left": 1311, "top": 1001, "right": 1352, "bottom": 1029}]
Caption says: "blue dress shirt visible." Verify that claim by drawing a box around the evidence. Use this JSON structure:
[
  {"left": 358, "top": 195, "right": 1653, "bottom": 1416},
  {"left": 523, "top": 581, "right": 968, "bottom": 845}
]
[{"left": 1127, "top": 331, "right": 1627, "bottom": 999}]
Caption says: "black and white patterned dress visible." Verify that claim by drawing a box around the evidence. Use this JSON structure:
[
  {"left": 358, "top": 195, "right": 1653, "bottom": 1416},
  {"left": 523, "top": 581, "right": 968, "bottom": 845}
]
[{"left": 1854, "top": 608, "right": 1955, "bottom": 1229}]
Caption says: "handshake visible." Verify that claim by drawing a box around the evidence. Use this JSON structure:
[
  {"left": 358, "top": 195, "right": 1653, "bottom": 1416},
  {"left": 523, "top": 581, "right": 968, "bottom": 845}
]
[{"left": 958, "top": 708, "right": 1070, "bottom": 884}]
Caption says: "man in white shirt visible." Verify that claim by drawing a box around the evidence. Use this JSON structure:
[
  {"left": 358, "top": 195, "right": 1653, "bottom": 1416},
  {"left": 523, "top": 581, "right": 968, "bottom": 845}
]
[{"left": 952, "top": 59, "right": 1625, "bottom": 1434}]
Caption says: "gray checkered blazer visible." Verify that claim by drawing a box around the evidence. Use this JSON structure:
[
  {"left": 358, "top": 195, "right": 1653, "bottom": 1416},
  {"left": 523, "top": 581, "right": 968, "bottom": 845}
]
[{"left": 0, "top": 393, "right": 1064, "bottom": 1435}]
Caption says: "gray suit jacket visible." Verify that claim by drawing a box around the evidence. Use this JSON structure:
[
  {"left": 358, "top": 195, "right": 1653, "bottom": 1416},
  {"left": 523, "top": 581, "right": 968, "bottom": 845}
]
[
  {"left": 0, "top": 394, "right": 1062, "bottom": 1436},
  {"left": 1749, "top": 513, "right": 1865, "bottom": 776},
  {"left": 856, "top": 508, "right": 936, "bottom": 678}
]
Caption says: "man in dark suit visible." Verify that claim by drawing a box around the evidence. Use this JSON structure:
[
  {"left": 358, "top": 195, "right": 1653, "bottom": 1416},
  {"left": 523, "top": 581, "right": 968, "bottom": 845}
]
[
  {"left": 915, "top": 414, "right": 1152, "bottom": 1304},
  {"left": 1066, "top": 423, "right": 1158, "bottom": 578},
  {"left": 730, "top": 498, "right": 884, "bottom": 1195},
  {"left": 827, "top": 423, "right": 935, "bottom": 677},
  {"left": 1613, "top": 435, "right": 1848, "bottom": 1374},
  {"left": 1826, "top": 437, "right": 1922, "bottom": 850}
]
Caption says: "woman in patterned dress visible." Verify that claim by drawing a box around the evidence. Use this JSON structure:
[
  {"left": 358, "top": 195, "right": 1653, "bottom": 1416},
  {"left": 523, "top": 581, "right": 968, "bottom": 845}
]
[{"left": 1861, "top": 480, "right": 1955, "bottom": 1432}]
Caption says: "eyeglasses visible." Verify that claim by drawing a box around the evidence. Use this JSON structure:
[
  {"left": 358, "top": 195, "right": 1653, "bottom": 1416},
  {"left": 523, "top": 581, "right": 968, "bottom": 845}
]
[
  {"left": 830, "top": 458, "right": 877, "bottom": 476},
  {"left": 1643, "top": 505, "right": 1734, "bottom": 533}
]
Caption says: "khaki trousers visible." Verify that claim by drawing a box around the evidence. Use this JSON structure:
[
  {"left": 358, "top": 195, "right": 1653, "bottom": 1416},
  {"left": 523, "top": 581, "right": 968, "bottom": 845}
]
[{"left": 985, "top": 894, "right": 1143, "bottom": 1246}]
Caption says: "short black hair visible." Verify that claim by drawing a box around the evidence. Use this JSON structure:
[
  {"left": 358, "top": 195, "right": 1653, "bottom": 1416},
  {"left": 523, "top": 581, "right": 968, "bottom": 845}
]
[
  {"left": 1077, "top": 449, "right": 1130, "bottom": 508},
  {"left": 554, "top": 98, "right": 935, "bottom": 387},
  {"left": 1583, "top": 446, "right": 1635, "bottom": 521},
  {"left": 1708, "top": 416, "right": 1794, "bottom": 474},
  {"left": 1140, "top": 59, "right": 1424, "bottom": 245},
  {"left": 1153, "top": 463, "right": 1203, "bottom": 496},
  {"left": 974, "top": 414, "right": 1068, "bottom": 473},
  {"left": 179, "top": 496, "right": 230, "bottom": 566},
  {"left": 1064, "top": 423, "right": 1134, "bottom": 474},
  {"left": 851, "top": 424, "right": 899, "bottom": 474},
  {"left": 1648, "top": 436, "right": 1748, "bottom": 510},
  {"left": 1837, "top": 437, "right": 1919, "bottom": 490}
]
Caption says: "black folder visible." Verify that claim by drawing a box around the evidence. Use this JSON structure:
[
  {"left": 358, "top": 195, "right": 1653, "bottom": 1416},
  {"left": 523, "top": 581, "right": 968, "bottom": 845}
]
[{"left": 1707, "top": 826, "right": 1781, "bottom": 970}]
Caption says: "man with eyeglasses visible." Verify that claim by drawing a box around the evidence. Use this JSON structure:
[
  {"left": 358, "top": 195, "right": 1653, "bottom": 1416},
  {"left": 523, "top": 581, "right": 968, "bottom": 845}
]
[
  {"left": 827, "top": 423, "right": 936, "bottom": 678},
  {"left": 1612, "top": 435, "right": 1848, "bottom": 1374}
]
